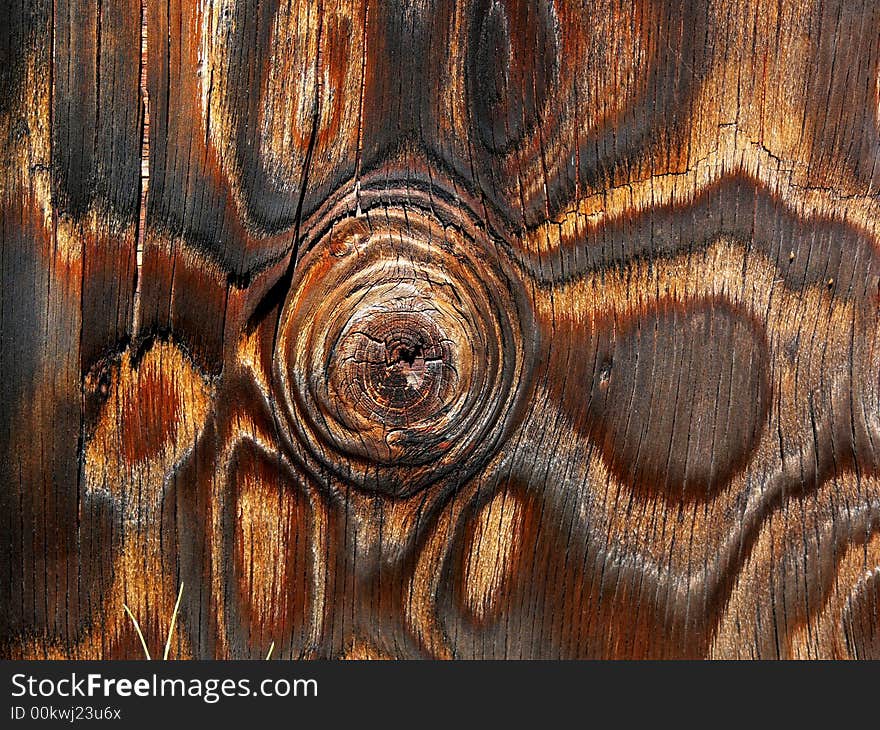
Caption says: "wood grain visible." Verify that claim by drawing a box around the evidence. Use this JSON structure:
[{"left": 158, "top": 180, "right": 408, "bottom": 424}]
[{"left": 2, "top": 0, "right": 880, "bottom": 659}]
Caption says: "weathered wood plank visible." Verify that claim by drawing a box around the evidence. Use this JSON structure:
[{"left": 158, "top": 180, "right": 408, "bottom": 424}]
[{"left": 2, "top": 0, "right": 880, "bottom": 659}]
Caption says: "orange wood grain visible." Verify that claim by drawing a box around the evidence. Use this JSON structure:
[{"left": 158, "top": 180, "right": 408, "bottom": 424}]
[{"left": 2, "top": 0, "right": 880, "bottom": 659}]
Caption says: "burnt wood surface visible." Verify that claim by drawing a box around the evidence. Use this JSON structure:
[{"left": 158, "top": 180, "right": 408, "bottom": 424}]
[{"left": 2, "top": 0, "right": 880, "bottom": 659}]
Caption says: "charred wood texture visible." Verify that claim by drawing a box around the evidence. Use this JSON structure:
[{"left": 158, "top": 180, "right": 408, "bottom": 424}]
[{"left": 2, "top": 0, "right": 880, "bottom": 659}]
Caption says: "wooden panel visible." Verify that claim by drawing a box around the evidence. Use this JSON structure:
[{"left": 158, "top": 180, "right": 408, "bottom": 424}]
[{"left": 2, "top": 0, "right": 880, "bottom": 659}]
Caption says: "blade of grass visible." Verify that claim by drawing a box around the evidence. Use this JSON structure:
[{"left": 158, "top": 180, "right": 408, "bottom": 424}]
[
  {"left": 163, "top": 583, "right": 185, "bottom": 660},
  {"left": 122, "top": 604, "right": 152, "bottom": 660}
]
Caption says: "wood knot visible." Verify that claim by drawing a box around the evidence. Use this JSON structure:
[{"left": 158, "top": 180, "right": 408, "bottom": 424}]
[
  {"left": 329, "top": 302, "right": 460, "bottom": 431},
  {"left": 273, "top": 202, "right": 535, "bottom": 497}
]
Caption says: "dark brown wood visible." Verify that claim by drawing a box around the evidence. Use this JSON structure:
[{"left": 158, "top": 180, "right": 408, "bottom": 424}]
[{"left": 2, "top": 0, "right": 880, "bottom": 659}]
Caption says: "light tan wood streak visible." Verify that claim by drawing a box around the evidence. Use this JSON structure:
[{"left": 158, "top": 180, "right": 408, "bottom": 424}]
[
  {"left": 84, "top": 342, "right": 213, "bottom": 522},
  {"left": 0, "top": 52, "right": 52, "bottom": 224},
  {"left": 208, "top": 408, "right": 328, "bottom": 660},
  {"left": 788, "top": 534, "right": 880, "bottom": 660},
  {"left": 461, "top": 491, "right": 525, "bottom": 625},
  {"left": 712, "top": 474, "right": 880, "bottom": 659},
  {"left": 205, "top": 0, "right": 366, "bottom": 223},
  {"left": 522, "top": 136, "right": 880, "bottom": 259}
]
